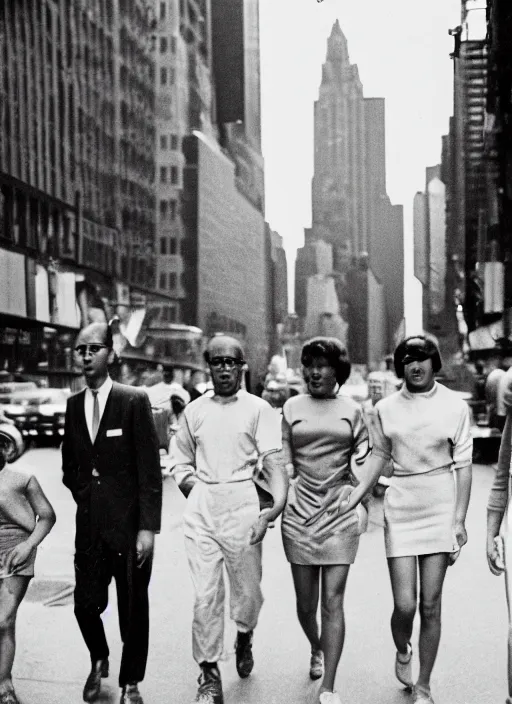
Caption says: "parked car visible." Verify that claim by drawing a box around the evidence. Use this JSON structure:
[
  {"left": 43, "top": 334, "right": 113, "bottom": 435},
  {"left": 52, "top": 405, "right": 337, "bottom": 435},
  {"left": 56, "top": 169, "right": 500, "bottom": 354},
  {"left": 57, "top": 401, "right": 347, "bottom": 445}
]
[{"left": 0, "top": 387, "right": 71, "bottom": 445}]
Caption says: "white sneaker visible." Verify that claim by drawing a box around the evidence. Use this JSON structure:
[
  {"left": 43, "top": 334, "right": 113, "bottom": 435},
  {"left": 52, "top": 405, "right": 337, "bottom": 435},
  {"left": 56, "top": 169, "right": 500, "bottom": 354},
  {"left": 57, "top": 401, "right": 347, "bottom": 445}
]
[
  {"left": 319, "top": 692, "right": 342, "bottom": 704},
  {"left": 395, "top": 642, "right": 413, "bottom": 688}
]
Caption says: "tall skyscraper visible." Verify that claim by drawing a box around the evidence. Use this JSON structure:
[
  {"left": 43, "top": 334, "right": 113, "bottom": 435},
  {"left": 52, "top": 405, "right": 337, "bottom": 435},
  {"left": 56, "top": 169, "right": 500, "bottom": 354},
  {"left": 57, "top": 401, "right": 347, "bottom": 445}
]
[
  {"left": 311, "top": 20, "right": 367, "bottom": 266},
  {"left": 297, "top": 20, "right": 404, "bottom": 366}
]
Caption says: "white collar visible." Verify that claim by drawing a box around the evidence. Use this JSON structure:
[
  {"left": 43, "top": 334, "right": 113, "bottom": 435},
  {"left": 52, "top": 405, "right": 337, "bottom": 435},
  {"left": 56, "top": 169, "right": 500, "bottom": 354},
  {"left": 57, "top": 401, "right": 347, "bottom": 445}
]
[{"left": 86, "top": 376, "right": 113, "bottom": 399}]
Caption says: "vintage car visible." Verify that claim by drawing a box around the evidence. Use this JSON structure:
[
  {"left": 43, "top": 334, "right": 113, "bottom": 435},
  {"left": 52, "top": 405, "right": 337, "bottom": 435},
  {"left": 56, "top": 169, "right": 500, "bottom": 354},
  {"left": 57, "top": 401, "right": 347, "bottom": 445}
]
[{"left": 0, "top": 385, "right": 71, "bottom": 445}]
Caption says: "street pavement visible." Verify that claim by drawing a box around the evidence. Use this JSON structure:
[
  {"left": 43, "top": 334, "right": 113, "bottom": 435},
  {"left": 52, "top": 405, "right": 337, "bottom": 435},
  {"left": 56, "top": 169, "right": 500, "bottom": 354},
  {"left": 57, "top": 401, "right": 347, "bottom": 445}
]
[{"left": 7, "top": 448, "right": 510, "bottom": 704}]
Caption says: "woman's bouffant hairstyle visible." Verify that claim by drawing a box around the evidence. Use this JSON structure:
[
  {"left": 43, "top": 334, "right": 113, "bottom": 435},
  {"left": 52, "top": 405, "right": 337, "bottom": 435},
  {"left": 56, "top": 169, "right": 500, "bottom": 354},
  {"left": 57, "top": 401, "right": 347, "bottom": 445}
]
[
  {"left": 393, "top": 335, "right": 442, "bottom": 379},
  {"left": 301, "top": 337, "right": 351, "bottom": 386}
]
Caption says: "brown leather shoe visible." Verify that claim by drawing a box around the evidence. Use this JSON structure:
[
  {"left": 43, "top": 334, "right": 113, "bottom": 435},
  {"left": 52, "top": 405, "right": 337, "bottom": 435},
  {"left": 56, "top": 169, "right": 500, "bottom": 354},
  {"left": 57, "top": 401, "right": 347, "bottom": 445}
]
[
  {"left": 120, "top": 683, "right": 144, "bottom": 704},
  {"left": 83, "top": 658, "right": 109, "bottom": 702}
]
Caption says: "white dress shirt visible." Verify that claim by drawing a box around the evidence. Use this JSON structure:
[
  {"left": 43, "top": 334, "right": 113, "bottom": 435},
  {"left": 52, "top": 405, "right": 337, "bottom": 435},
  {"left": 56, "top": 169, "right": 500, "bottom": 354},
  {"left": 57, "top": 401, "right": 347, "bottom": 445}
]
[{"left": 84, "top": 376, "right": 113, "bottom": 442}]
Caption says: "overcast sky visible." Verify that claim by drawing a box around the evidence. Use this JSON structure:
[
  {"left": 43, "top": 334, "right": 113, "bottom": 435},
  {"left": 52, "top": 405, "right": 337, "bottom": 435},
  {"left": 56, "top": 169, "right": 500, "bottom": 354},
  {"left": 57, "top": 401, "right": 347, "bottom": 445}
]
[{"left": 259, "top": 0, "right": 462, "bottom": 331}]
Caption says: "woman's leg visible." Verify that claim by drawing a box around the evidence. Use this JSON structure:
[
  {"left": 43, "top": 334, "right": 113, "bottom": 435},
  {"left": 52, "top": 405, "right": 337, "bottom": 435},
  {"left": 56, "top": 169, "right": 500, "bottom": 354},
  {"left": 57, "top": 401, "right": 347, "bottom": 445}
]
[
  {"left": 0, "top": 576, "right": 31, "bottom": 687},
  {"left": 416, "top": 553, "right": 449, "bottom": 693},
  {"left": 319, "top": 564, "right": 351, "bottom": 693},
  {"left": 290, "top": 564, "right": 322, "bottom": 651},
  {"left": 387, "top": 556, "right": 418, "bottom": 655}
]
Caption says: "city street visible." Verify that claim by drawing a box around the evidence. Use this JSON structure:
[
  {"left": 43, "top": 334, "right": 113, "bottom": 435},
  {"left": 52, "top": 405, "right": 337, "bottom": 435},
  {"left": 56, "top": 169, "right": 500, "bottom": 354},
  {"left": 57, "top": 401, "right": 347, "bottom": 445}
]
[{"left": 7, "top": 448, "right": 509, "bottom": 704}]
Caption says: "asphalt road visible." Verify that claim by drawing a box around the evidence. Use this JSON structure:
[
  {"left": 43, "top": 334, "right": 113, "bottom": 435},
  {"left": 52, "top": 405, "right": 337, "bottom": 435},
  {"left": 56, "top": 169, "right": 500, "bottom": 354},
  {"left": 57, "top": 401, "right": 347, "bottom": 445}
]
[{"left": 7, "top": 448, "right": 510, "bottom": 704}]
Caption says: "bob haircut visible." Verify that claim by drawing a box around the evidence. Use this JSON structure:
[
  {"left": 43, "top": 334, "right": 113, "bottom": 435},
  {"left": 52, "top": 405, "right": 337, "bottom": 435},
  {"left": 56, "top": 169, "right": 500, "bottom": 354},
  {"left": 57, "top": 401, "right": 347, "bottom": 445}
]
[
  {"left": 393, "top": 335, "right": 442, "bottom": 379},
  {"left": 301, "top": 337, "right": 351, "bottom": 386}
]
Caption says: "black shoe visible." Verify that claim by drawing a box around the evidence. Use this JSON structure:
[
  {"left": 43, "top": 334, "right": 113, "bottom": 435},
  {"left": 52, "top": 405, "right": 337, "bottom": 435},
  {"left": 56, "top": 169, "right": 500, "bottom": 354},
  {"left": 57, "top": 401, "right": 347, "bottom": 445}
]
[
  {"left": 235, "top": 630, "right": 254, "bottom": 678},
  {"left": 194, "top": 663, "right": 223, "bottom": 704},
  {"left": 120, "top": 683, "right": 144, "bottom": 704},
  {"left": 82, "top": 658, "right": 109, "bottom": 702}
]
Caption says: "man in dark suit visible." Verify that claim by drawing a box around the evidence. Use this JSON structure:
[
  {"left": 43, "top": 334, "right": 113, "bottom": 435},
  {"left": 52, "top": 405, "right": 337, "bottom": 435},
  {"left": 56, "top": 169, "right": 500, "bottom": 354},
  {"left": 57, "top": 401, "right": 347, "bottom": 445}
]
[{"left": 62, "top": 322, "right": 162, "bottom": 704}]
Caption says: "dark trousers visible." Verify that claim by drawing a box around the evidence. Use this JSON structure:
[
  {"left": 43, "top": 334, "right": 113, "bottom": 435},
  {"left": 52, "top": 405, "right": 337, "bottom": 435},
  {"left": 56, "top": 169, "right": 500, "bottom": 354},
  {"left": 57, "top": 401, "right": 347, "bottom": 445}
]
[{"left": 74, "top": 537, "right": 152, "bottom": 686}]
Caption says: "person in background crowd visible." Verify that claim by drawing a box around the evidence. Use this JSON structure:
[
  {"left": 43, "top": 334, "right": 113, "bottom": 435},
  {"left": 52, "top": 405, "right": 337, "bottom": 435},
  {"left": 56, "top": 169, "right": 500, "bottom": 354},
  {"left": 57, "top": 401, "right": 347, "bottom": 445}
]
[
  {"left": 362, "top": 371, "right": 393, "bottom": 498},
  {"left": 487, "top": 384, "right": 512, "bottom": 704},
  {"left": 172, "top": 335, "right": 288, "bottom": 704},
  {"left": 336, "top": 335, "right": 473, "bottom": 704},
  {"left": 486, "top": 362, "right": 507, "bottom": 432},
  {"left": 62, "top": 322, "right": 162, "bottom": 704},
  {"left": 0, "top": 425, "right": 56, "bottom": 704},
  {"left": 262, "top": 378, "right": 290, "bottom": 413},
  {"left": 281, "top": 337, "right": 370, "bottom": 704}
]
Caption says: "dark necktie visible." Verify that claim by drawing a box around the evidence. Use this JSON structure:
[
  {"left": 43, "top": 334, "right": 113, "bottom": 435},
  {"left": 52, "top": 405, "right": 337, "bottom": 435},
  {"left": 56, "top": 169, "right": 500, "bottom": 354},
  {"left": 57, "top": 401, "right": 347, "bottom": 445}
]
[{"left": 91, "top": 390, "right": 100, "bottom": 443}]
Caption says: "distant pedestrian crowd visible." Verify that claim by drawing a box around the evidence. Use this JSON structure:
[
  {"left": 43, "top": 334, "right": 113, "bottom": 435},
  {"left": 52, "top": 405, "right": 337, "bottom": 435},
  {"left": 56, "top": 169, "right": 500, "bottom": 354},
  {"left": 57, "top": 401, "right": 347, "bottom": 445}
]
[{"left": 1, "top": 325, "right": 512, "bottom": 704}]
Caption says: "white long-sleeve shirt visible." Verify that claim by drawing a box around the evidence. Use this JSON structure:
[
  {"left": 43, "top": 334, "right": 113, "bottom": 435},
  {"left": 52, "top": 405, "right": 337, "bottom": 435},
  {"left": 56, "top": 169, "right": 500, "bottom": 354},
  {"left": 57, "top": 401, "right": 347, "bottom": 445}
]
[{"left": 172, "top": 390, "right": 282, "bottom": 487}]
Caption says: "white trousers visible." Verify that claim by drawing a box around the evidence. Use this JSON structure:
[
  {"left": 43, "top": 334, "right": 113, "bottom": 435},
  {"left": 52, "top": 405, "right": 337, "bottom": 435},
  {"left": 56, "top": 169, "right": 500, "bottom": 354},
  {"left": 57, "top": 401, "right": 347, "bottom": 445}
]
[{"left": 183, "top": 480, "right": 264, "bottom": 664}]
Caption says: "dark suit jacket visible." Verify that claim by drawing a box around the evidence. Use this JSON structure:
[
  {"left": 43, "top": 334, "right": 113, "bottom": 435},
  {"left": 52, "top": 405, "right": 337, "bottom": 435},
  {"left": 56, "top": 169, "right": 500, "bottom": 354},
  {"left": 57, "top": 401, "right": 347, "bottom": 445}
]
[{"left": 62, "top": 381, "right": 163, "bottom": 553}]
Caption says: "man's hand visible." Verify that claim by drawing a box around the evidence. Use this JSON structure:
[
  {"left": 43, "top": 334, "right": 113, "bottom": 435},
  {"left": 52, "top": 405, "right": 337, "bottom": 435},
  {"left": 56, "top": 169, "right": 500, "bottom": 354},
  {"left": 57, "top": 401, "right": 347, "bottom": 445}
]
[
  {"left": 4, "top": 541, "right": 35, "bottom": 574},
  {"left": 487, "top": 536, "right": 505, "bottom": 576},
  {"left": 136, "top": 530, "right": 155, "bottom": 567},
  {"left": 249, "top": 515, "right": 269, "bottom": 545}
]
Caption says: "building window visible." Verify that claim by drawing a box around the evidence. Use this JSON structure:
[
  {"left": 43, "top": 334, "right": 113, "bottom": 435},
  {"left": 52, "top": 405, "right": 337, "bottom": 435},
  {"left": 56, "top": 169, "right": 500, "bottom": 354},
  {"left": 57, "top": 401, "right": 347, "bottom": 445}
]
[
  {"left": 171, "top": 36, "right": 177, "bottom": 53},
  {"left": 170, "top": 134, "right": 179, "bottom": 150},
  {"left": 169, "top": 199, "right": 177, "bottom": 219},
  {"left": 160, "top": 199, "right": 168, "bottom": 218},
  {"left": 169, "top": 272, "right": 177, "bottom": 289},
  {"left": 159, "top": 272, "right": 166, "bottom": 289},
  {"left": 160, "top": 167, "right": 167, "bottom": 183},
  {"left": 170, "top": 238, "right": 177, "bottom": 255},
  {"left": 160, "top": 134, "right": 168, "bottom": 150},
  {"left": 170, "top": 68, "right": 176, "bottom": 84},
  {"left": 160, "top": 237, "right": 167, "bottom": 254},
  {"left": 160, "top": 67, "right": 167, "bottom": 85},
  {"left": 160, "top": 36, "right": 167, "bottom": 53},
  {"left": 170, "top": 166, "right": 178, "bottom": 184},
  {"left": 160, "top": 2, "right": 166, "bottom": 20}
]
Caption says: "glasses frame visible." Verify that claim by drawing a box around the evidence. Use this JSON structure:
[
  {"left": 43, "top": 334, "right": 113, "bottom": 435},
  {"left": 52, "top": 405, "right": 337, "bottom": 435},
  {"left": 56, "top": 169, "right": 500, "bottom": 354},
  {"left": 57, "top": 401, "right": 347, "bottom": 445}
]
[
  {"left": 74, "top": 344, "right": 109, "bottom": 357},
  {"left": 208, "top": 356, "right": 244, "bottom": 370}
]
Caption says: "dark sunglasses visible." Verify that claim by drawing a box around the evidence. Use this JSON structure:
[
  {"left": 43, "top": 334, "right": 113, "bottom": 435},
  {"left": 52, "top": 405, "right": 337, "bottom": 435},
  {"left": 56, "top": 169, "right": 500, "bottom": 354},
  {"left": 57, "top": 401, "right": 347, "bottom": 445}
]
[
  {"left": 209, "top": 356, "right": 243, "bottom": 370},
  {"left": 75, "top": 344, "right": 109, "bottom": 357}
]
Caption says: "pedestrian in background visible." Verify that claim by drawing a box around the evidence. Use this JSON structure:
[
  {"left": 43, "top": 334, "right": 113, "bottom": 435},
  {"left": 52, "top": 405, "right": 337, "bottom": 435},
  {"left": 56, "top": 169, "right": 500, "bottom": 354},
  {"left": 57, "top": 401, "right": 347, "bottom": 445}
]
[
  {"left": 172, "top": 334, "right": 288, "bottom": 704},
  {"left": 487, "top": 383, "right": 512, "bottom": 704},
  {"left": 62, "top": 322, "right": 162, "bottom": 704},
  {"left": 280, "top": 337, "right": 370, "bottom": 704},
  {"left": 0, "top": 425, "right": 56, "bottom": 704},
  {"left": 337, "top": 335, "right": 473, "bottom": 704}
]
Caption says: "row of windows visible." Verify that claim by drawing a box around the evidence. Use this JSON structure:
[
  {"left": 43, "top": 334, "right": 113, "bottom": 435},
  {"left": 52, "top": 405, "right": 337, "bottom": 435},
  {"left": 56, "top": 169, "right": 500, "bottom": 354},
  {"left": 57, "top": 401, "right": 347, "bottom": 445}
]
[
  {"left": 159, "top": 199, "right": 177, "bottom": 219},
  {"left": 160, "top": 36, "right": 177, "bottom": 54},
  {"left": 160, "top": 134, "right": 180, "bottom": 151},
  {"left": 159, "top": 237, "right": 180, "bottom": 255},
  {"left": 160, "top": 66, "right": 176, "bottom": 85},
  {"left": 159, "top": 271, "right": 178, "bottom": 291},
  {"left": 160, "top": 166, "right": 180, "bottom": 184}
]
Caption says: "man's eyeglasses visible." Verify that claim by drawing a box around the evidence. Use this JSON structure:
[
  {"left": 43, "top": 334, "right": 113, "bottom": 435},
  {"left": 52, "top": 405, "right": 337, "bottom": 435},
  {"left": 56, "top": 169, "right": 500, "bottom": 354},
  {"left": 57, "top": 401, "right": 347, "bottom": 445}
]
[
  {"left": 209, "top": 356, "right": 243, "bottom": 370},
  {"left": 74, "top": 344, "right": 108, "bottom": 357}
]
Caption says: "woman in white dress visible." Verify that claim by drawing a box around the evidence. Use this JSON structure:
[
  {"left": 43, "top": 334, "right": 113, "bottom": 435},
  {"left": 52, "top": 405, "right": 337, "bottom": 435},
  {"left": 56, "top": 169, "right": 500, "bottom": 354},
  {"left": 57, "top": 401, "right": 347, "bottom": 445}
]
[{"left": 337, "top": 336, "right": 473, "bottom": 704}]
